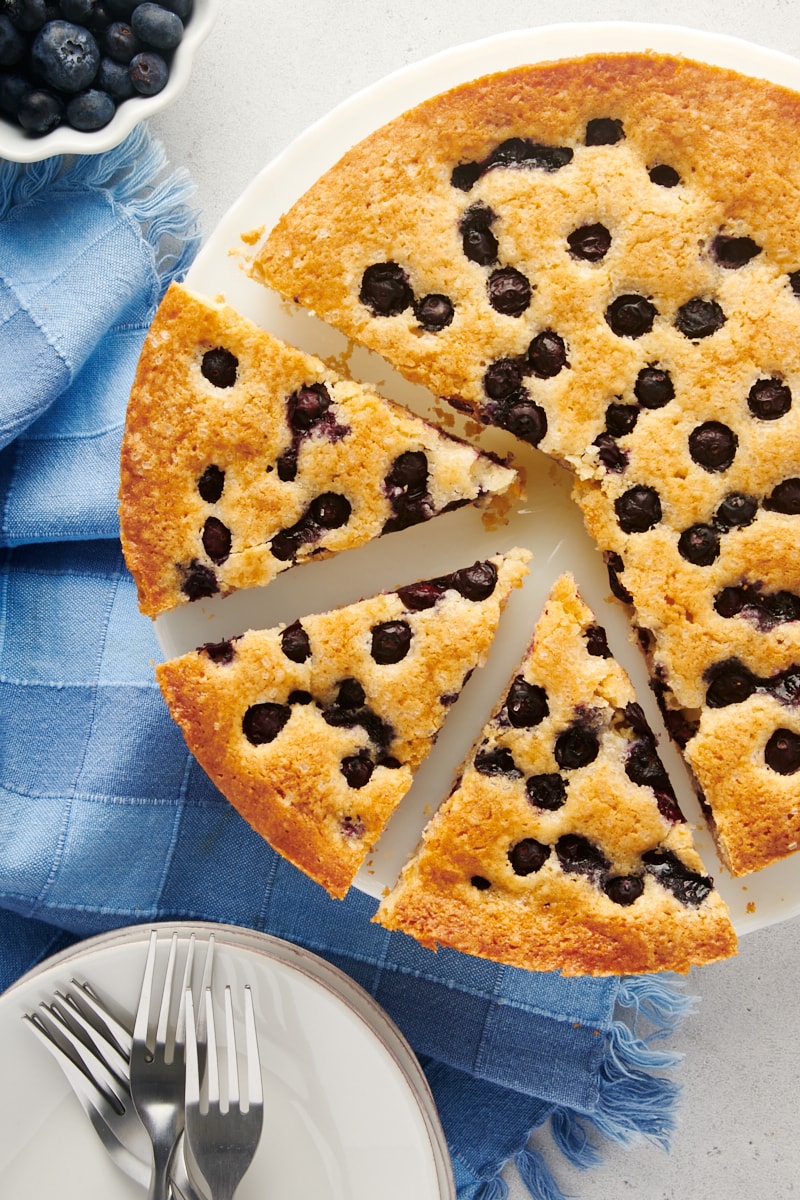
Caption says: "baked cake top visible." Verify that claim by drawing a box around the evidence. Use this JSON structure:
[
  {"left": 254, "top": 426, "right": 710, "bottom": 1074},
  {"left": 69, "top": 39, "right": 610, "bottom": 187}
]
[
  {"left": 119, "top": 282, "right": 517, "bottom": 617},
  {"left": 156, "top": 547, "right": 529, "bottom": 898},
  {"left": 376, "top": 573, "right": 737, "bottom": 975}
]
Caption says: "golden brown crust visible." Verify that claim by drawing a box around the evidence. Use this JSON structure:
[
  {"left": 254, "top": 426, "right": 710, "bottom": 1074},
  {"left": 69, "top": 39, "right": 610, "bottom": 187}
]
[
  {"left": 156, "top": 548, "right": 529, "bottom": 898},
  {"left": 253, "top": 51, "right": 800, "bottom": 879},
  {"left": 119, "top": 283, "right": 516, "bottom": 617},
  {"left": 375, "top": 575, "right": 737, "bottom": 974}
]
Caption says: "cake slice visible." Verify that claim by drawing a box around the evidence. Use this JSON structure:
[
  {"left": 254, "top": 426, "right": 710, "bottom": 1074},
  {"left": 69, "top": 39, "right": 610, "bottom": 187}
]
[
  {"left": 375, "top": 574, "right": 737, "bottom": 975},
  {"left": 156, "top": 548, "right": 529, "bottom": 898},
  {"left": 119, "top": 282, "right": 517, "bottom": 618}
]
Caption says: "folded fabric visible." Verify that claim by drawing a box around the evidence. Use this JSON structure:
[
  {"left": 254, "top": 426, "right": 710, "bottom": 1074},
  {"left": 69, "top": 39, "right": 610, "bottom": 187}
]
[{"left": 0, "top": 133, "right": 694, "bottom": 1200}]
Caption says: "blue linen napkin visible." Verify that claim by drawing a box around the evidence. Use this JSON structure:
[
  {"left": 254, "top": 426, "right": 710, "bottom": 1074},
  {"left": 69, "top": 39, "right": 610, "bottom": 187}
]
[{"left": 0, "top": 132, "right": 694, "bottom": 1200}]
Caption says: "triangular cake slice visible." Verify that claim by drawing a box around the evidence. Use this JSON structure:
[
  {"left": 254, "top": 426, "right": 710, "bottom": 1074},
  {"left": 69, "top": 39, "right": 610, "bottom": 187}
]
[
  {"left": 156, "top": 548, "right": 529, "bottom": 898},
  {"left": 376, "top": 574, "right": 737, "bottom": 974},
  {"left": 120, "top": 282, "right": 517, "bottom": 617}
]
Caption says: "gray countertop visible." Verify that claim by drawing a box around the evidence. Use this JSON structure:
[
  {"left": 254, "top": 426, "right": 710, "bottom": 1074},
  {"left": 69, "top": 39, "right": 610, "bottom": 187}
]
[{"left": 152, "top": 4, "right": 800, "bottom": 1196}]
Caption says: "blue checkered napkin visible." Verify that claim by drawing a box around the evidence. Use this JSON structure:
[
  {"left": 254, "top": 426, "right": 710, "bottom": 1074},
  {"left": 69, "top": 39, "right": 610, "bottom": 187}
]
[{"left": 0, "top": 140, "right": 693, "bottom": 1200}]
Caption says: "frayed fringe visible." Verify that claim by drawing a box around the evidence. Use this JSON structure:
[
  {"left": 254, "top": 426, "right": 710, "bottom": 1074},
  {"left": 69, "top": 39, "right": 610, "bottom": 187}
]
[
  {"left": 515, "top": 1149, "right": 571, "bottom": 1200},
  {"left": 0, "top": 124, "right": 200, "bottom": 290},
  {"left": 475, "top": 1176, "right": 509, "bottom": 1200},
  {"left": 503, "top": 974, "right": 692, "bottom": 1200}
]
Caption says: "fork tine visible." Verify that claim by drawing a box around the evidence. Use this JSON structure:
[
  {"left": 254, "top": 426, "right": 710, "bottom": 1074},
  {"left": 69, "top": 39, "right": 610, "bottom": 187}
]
[
  {"left": 155, "top": 933, "right": 178, "bottom": 1051},
  {"left": 133, "top": 929, "right": 158, "bottom": 1048},
  {"left": 174, "top": 934, "right": 195, "bottom": 1048},
  {"left": 196, "top": 934, "right": 214, "bottom": 1042},
  {"left": 184, "top": 989, "right": 200, "bottom": 1108},
  {"left": 224, "top": 987, "right": 238, "bottom": 1112},
  {"left": 204, "top": 989, "right": 219, "bottom": 1106},
  {"left": 69, "top": 979, "right": 132, "bottom": 1058},
  {"left": 50, "top": 992, "right": 129, "bottom": 1086},
  {"left": 28, "top": 1008, "right": 127, "bottom": 1113},
  {"left": 243, "top": 986, "right": 262, "bottom": 1111}
]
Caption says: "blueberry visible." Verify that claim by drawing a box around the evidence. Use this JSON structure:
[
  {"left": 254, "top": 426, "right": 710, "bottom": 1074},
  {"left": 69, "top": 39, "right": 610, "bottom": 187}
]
[
  {"left": 594, "top": 432, "right": 627, "bottom": 473},
  {"left": 528, "top": 330, "right": 568, "bottom": 377},
  {"left": 748, "top": 378, "right": 792, "bottom": 420},
  {"left": 104, "top": 19, "right": 140, "bottom": 60},
  {"left": 275, "top": 448, "right": 297, "bottom": 482},
  {"left": 459, "top": 204, "right": 498, "bottom": 266},
  {"left": 705, "top": 660, "right": 756, "bottom": 708},
  {"left": 675, "top": 297, "right": 726, "bottom": 339},
  {"left": 554, "top": 725, "right": 600, "bottom": 770},
  {"left": 555, "top": 834, "right": 610, "bottom": 878},
  {"left": 288, "top": 383, "right": 331, "bottom": 430},
  {"left": 242, "top": 702, "right": 291, "bottom": 746},
  {"left": 474, "top": 746, "right": 522, "bottom": 778},
  {"left": 158, "top": 0, "right": 192, "bottom": 16},
  {"left": 280, "top": 620, "right": 310, "bottom": 663},
  {"left": 341, "top": 815, "right": 366, "bottom": 840},
  {"left": 487, "top": 267, "right": 531, "bottom": 316},
  {"left": 131, "top": 2, "right": 183, "bottom": 50},
  {"left": 201, "top": 347, "right": 237, "bottom": 387},
  {"left": 605, "top": 402, "right": 639, "bottom": 437},
  {"left": 525, "top": 773, "right": 567, "bottom": 810},
  {"left": 641, "top": 848, "right": 712, "bottom": 906},
  {"left": 485, "top": 137, "right": 572, "bottom": 172},
  {"left": 288, "top": 690, "right": 312, "bottom": 705},
  {"left": 197, "top": 464, "right": 225, "bottom": 503},
  {"left": 604, "top": 875, "right": 645, "bottom": 906},
  {"left": 688, "top": 421, "right": 738, "bottom": 472},
  {"left": 341, "top": 755, "right": 374, "bottom": 789},
  {"left": 605, "top": 294, "right": 657, "bottom": 338},
  {"left": 128, "top": 48, "right": 167, "bottom": 94},
  {"left": 508, "top": 838, "right": 550, "bottom": 876},
  {"left": 764, "top": 728, "right": 800, "bottom": 774},
  {"left": 105, "top": 0, "right": 136, "bottom": 14},
  {"left": 0, "top": 71, "right": 32, "bottom": 115},
  {"left": 309, "top": 492, "right": 350, "bottom": 529},
  {"left": 31, "top": 20, "right": 100, "bottom": 92},
  {"left": 634, "top": 366, "right": 674, "bottom": 408},
  {"left": 200, "top": 638, "right": 237, "bottom": 665},
  {"left": 586, "top": 117, "right": 624, "bottom": 145},
  {"left": 96, "top": 54, "right": 134, "bottom": 96},
  {"left": 483, "top": 358, "right": 523, "bottom": 400},
  {"left": 764, "top": 479, "right": 800, "bottom": 515},
  {"left": 711, "top": 233, "right": 761, "bottom": 268},
  {"left": 180, "top": 560, "right": 217, "bottom": 601},
  {"left": 715, "top": 492, "right": 757, "bottom": 529},
  {"left": 413, "top": 293, "right": 454, "bottom": 331},
  {"left": 584, "top": 624, "right": 611, "bottom": 658},
  {"left": 615, "top": 485, "right": 661, "bottom": 533},
  {"left": 625, "top": 740, "right": 672, "bottom": 795},
  {"left": 201, "top": 516, "right": 231, "bottom": 564},
  {"left": 450, "top": 161, "right": 481, "bottom": 191},
  {"left": 504, "top": 676, "right": 548, "bottom": 727},
  {"left": 370, "top": 620, "right": 412, "bottom": 664},
  {"left": 386, "top": 450, "right": 427, "bottom": 490},
  {"left": 7, "top": 0, "right": 48, "bottom": 34},
  {"left": 605, "top": 551, "right": 633, "bottom": 604},
  {"left": 0, "top": 13, "right": 27, "bottom": 63},
  {"left": 396, "top": 581, "right": 443, "bottom": 611},
  {"left": 336, "top": 678, "right": 366, "bottom": 709},
  {"left": 17, "top": 87, "right": 63, "bottom": 133},
  {"left": 451, "top": 559, "right": 497, "bottom": 601},
  {"left": 359, "top": 262, "right": 413, "bottom": 316},
  {"left": 649, "top": 163, "right": 680, "bottom": 187},
  {"left": 501, "top": 399, "right": 547, "bottom": 446},
  {"left": 567, "top": 223, "right": 611, "bottom": 262},
  {"left": 66, "top": 86, "right": 115, "bottom": 129},
  {"left": 60, "top": 0, "right": 101, "bottom": 21},
  {"left": 677, "top": 523, "right": 720, "bottom": 566},
  {"left": 471, "top": 875, "right": 492, "bottom": 890}
]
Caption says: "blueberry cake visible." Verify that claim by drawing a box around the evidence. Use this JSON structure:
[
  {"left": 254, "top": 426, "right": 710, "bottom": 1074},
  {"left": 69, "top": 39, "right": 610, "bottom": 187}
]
[
  {"left": 251, "top": 53, "right": 800, "bottom": 876},
  {"left": 119, "top": 282, "right": 517, "bottom": 618},
  {"left": 155, "top": 548, "right": 529, "bottom": 898},
  {"left": 375, "top": 574, "right": 737, "bottom": 975}
]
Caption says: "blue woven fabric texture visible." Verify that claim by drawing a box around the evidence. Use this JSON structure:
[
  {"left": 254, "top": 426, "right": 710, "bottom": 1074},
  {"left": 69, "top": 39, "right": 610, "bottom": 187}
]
[{"left": 0, "top": 132, "right": 692, "bottom": 1199}]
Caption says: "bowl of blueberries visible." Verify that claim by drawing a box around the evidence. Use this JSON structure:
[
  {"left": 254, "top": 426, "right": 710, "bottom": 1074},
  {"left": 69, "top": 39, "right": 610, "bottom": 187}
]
[{"left": 0, "top": 0, "right": 219, "bottom": 160}]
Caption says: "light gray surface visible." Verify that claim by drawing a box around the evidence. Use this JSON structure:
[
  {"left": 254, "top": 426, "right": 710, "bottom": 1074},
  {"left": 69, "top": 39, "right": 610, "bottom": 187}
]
[{"left": 151, "top": 5, "right": 800, "bottom": 1198}]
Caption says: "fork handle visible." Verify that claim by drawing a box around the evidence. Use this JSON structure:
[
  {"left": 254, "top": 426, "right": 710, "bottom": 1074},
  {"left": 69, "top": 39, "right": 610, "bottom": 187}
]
[{"left": 149, "top": 1142, "right": 176, "bottom": 1200}]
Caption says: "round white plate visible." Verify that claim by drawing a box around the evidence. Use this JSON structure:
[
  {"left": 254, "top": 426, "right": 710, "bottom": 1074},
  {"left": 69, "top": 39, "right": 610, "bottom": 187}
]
[
  {"left": 154, "top": 23, "right": 800, "bottom": 936},
  {"left": 0, "top": 922, "right": 454, "bottom": 1199}
]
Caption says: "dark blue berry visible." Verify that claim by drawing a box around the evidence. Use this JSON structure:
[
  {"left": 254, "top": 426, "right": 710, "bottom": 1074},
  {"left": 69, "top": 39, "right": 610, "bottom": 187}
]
[
  {"left": 201, "top": 347, "right": 237, "bottom": 388},
  {"left": 32, "top": 20, "right": 100, "bottom": 92},
  {"left": 0, "top": 72, "right": 32, "bottom": 115},
  {"left": 60, "top": 0, "right": 101, "bottom": 21},
  {"left": 131, "top": 2, "right": 183, "bottom": 50},
  {"left": 104, "top": 19, "right": 140, "bottom": 60},
  {"left": 8, "top": 0, "right": 48, "bottom": 34},
  {"left": 17, "top": 87, "right": 63, "bottom": 133},
  {"left": 359, "top": 262, "right": 412, "bottom": 316},
  {"left": 96, "top": 54, "right": 134, "bottom": 96},
  {"left": 508, "top": 838, "right": 550, "bottom": 876},
  {"left": 242, "top": 702, "right": 290, "bottom": 746},
  {"left": 197, "top": 464, "right": 224, "bottom": 503},
  {"left": 66, "top": 86, "right": 115, "bottom": 129},
  {"left": 129, "top": 47, "right": 167, "bottom": 94},
  {"left": 158, "top": 0, "right": 192, "bottom": 15},
  {"left": 0, "top": 15, "right": 27, "bottom": 65},
  {"left": 280, "top": 620, "right": 310, "bottom": 663},
  {"left": 201, "top": 517, "right": 231, "bottom": 564}
]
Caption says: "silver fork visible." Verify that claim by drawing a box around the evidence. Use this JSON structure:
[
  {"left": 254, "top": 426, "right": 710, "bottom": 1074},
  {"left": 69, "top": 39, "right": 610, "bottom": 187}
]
[
  {"left": 184, "top": 986, "right": 264, "bottom": 1200},
  {"left": 23, "top": 977, "right": 206, "bottom": 1199},
  {"left": 130, "top": 931, "right": 213, "bottom": 1200}
]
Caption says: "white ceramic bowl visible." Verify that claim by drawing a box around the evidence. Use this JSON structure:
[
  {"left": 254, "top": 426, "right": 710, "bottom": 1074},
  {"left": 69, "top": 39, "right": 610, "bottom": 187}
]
[{"left": 0, "top": 0, "right": 219, "bottom": 162}]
